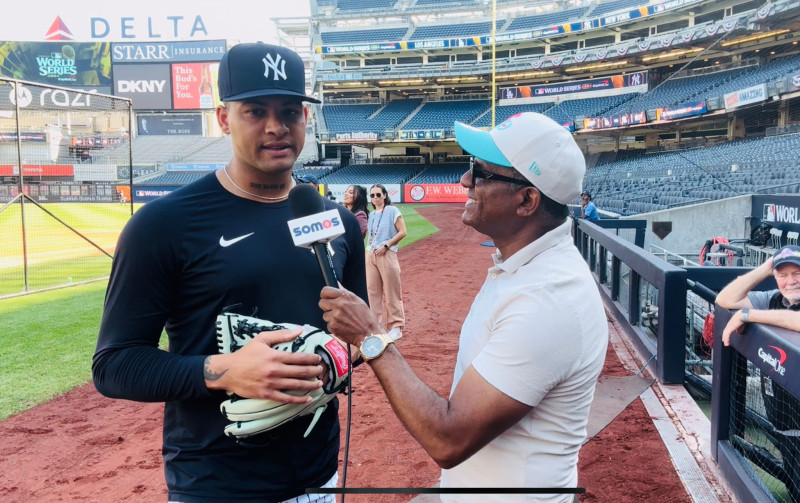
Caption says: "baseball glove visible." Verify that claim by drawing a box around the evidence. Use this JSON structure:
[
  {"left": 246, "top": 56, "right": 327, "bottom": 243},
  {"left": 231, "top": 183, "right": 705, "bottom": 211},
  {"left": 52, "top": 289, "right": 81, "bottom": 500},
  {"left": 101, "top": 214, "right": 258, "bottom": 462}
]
[{"left": 215, "top": 312, "right": 351, "bottom": 440}]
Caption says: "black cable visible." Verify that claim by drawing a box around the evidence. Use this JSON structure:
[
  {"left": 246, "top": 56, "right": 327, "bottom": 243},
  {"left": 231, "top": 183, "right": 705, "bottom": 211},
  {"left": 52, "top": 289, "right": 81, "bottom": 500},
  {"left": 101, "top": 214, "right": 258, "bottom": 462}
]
[{"left": 340, "top": 344, "right": 353, "bottom": 503}]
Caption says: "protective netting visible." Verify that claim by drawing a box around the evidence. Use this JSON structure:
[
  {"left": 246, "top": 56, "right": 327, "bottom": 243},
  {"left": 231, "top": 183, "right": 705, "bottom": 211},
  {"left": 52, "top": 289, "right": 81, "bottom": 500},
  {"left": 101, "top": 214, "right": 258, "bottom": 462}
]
[
  {"left": 0, "top": 79, "right": 132, "bottom": 296},
  {"left": 730, "top": 350, "right": 800, "bottom": 502}
]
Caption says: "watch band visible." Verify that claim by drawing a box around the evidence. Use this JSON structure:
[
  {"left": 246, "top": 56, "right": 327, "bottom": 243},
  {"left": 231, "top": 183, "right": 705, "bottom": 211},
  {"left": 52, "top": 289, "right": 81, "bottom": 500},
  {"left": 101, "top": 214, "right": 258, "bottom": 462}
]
[{"left": 740, "top": 307, "right": 751, "bottom": 323}]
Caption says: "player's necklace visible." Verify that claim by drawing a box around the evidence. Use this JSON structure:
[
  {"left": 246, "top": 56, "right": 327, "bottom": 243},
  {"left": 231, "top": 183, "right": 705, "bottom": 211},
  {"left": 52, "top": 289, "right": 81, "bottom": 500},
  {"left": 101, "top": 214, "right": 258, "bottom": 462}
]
[{"left": 222, "top": 165, "right": 295, "bottom": 202}]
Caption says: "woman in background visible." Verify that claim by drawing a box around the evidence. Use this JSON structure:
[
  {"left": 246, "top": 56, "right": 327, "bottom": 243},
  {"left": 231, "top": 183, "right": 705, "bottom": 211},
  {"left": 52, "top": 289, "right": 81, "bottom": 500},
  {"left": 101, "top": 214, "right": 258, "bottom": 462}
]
[
  {"left": 343, "top": 184, "right": 369, "bottom": 238},
  {"left": 366, "top": 184, "right": 407, "bottom": 340}
]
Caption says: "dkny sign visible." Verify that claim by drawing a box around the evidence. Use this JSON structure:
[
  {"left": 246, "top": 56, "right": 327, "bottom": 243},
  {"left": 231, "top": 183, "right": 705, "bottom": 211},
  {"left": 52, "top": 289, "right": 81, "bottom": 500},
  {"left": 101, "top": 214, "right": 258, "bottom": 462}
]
[{"left": 112, "top": 64, "right": 172, "bottom": 109}]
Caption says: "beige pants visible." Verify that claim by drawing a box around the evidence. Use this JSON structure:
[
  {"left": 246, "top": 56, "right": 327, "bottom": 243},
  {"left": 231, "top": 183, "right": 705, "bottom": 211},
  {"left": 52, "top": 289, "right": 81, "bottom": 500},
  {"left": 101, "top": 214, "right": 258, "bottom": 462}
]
[{"left": 366, "top": 250, "right": 405, "bottom": 331}]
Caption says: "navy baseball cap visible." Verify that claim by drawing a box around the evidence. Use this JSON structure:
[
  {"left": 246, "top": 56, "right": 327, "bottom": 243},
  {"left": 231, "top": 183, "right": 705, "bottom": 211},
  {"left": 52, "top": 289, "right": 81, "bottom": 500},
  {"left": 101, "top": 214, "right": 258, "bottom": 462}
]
[
  {"left": 218, "top": 43, "right": 321, "bottom": 103},
  {"left": 773, "top": 245, "right": 800, "bottom": 269}
]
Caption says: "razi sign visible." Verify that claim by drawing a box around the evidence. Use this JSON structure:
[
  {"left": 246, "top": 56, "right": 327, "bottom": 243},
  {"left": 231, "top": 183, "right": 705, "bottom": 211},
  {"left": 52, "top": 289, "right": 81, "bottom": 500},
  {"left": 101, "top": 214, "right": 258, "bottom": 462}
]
[{"left": 0, "top": 84, "right": 113, "bottom": 110}]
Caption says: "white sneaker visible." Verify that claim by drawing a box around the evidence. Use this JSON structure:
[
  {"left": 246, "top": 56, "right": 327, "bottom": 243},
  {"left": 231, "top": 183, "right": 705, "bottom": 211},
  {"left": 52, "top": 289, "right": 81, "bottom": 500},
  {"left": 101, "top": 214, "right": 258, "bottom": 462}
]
[{"left": 388, "top": 327, "right": 403, "bottom": 341}]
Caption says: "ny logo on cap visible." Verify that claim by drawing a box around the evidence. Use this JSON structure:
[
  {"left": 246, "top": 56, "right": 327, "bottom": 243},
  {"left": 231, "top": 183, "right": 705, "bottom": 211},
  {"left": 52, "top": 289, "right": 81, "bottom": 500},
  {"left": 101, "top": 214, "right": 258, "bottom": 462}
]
[{"left": 262, "top": 53, "right": 287, "bottom": 81}]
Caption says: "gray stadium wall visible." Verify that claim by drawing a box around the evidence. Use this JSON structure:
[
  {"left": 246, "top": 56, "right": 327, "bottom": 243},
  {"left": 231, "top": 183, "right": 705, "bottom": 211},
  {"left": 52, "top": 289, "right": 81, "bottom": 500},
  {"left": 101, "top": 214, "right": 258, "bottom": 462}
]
[{"left": 620, "top": 195, "right": 752, "bottom": 254}]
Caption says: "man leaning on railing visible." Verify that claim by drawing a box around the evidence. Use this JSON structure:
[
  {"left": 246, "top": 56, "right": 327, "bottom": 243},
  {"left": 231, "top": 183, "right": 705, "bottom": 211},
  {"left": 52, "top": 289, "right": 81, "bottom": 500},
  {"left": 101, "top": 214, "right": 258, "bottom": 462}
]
[{"left": 716, "top": 244, "right": 800, "bottom": 502}]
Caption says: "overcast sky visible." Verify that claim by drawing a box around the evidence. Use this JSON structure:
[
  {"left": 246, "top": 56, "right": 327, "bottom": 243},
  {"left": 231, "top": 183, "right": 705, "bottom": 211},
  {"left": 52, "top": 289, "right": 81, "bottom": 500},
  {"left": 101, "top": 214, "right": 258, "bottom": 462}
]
[{"left": 0, "top": 1, "right": 312, "bottom": 43}]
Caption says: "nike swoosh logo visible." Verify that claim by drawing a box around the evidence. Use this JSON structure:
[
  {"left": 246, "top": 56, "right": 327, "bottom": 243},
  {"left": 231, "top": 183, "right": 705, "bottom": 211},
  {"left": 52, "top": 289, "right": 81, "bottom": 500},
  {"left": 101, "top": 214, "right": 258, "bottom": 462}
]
[{"left": 219, "top": 232, "right": 255, "bottom": 247}]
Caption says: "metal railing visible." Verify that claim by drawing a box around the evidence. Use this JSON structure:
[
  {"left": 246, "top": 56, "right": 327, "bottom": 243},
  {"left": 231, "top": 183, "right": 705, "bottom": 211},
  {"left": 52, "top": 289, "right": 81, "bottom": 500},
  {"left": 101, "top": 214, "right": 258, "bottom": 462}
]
[
  {"left": 574, "top": 217, "right": 686, "bottom": 383},
  {"left": 574, "top": 218, "right": 798, "bottom": 500}
]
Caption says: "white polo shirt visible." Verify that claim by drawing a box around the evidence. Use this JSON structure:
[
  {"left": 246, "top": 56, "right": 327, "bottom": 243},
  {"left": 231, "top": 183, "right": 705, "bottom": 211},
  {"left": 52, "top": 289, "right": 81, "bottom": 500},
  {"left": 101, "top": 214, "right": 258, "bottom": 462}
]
[{"left": 440, "top": 220, "right": 608, "bottom": 503}]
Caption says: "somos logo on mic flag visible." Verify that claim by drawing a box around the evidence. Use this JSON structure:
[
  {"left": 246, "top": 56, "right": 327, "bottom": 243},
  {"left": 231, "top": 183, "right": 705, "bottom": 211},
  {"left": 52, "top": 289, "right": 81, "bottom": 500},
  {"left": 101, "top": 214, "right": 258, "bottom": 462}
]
[{"left": 288, "top": 209, "right": 344, "bottom": 248}]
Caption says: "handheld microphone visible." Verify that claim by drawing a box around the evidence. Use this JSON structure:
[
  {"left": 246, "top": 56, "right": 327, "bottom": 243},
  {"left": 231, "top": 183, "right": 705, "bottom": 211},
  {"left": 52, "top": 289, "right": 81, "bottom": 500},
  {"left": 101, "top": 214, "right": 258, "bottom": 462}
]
[
  {"left": 287, "top": 184, "right": 344, "bottom": 287},
  {"left": 288, "top": 183, "right": 354, "bottom": 501}
]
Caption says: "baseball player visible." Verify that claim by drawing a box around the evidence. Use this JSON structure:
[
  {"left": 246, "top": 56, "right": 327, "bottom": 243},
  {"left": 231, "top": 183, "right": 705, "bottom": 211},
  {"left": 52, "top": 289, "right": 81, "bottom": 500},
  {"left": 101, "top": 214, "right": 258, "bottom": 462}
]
[{"left": 93, "top": 43, "right": 367, "bottom": 502}]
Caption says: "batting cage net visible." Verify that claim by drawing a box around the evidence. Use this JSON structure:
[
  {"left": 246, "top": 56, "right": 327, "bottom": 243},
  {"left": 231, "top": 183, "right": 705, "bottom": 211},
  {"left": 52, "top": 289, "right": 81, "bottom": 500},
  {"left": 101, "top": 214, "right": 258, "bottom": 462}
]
[
  {"left": 0, "top": 79, "right": 133, "bottom": 297},
  {"left": 729, "top": 349, "right": 800, "bottom": 502}
]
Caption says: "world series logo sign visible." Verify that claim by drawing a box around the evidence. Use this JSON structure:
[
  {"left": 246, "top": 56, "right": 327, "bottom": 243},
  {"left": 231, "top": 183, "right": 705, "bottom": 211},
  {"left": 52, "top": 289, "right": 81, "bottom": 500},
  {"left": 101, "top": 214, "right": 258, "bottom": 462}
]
[
  {"left": 763, "top": 203, "right": 800, "bottom": 224},
  {"left": 764, "top": 203, "right": 776, "bottom": 222}
]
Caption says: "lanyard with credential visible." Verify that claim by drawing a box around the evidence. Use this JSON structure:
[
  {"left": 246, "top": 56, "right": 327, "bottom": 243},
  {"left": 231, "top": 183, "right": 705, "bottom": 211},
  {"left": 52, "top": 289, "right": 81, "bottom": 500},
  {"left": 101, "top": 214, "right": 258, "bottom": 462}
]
[{"left": 369, "top": 209, "right": 385, "bottom": 250}]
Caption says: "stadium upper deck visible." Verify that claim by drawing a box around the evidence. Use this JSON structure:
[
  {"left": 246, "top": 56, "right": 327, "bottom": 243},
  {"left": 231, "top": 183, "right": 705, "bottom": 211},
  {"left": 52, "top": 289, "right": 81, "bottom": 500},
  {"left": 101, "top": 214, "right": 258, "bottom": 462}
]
[
  {"left": 310, "top": 0, "right": 798, "bottom": 99},
  {"left": 304, "top": 0, "right": 800, "bottom": 157}
]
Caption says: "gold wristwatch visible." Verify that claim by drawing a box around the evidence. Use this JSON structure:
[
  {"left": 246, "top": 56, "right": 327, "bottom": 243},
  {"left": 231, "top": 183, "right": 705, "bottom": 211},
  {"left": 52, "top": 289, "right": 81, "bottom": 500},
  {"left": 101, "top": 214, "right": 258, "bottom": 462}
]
[{"left": 359, "top": 333, "right": 395, "bottom": 361}]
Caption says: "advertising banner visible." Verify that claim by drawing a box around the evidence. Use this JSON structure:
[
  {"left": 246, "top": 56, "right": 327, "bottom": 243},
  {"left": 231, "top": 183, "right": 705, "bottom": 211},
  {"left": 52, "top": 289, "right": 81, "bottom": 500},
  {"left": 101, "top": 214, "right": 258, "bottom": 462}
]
[
  {"left": 0, "top": 164, "right": 74, "bottom": 176},
  {"left": 166, "top": 163, "right": 223, "bottom": 171},
  {"left": 111, "top": 40, "right": 226, "bottom": 63},
  {"left": 404, "top": 183, "right": 467, "bottom": 203},
  {"left": 656, "top": 101, "right": 706, "bottom": 121},
  {"left": 0, "top": 132, "right": 46, "bottom": 142},
  {"left": 172, "top": 62, "right": 219, "bottom": 109},
  {"left": 333, "top": 132, "right": 378, "bottom": 142},
  {"left": 502, "top": 72, "right": 647, "bottom": 101},
  {"left": 724, "top": 83, "right": 767, "bottom": 111},
  {"left": 73, "top": 163, "right": 118, "bottom": 182},
  {"left": 137, "top": 114, "right": 203, "bottom": 135},
  {"left": 398, "top": 130, "right": 444, "bottom": 140},
  {"left": 752, "top": 194, "right": 800, "bottom": 233},
  {"left": 113, "top": 63, "right": 171, "bottom": 109},
  {"left": 71, "top": 136, "right": 123, "bottom": 148},
  {"left": 629, "top": 110, "right": 647, "bottom": 125},
  {"left": 583, "top": 110, "right": 647, "bottom": 130},
  {"left": 0, "top": 84, "right": 113, "bottom": 111},
  {"left": 326, "top": 183, "right": 402, "bottom": 203},
  {"left": 133, "top": 185, "right": 178, "bottom": 202},
  {"left": 0, "top": 41, "right": 111, "bottom": 87},
  {"left": 318, "top": 42, "right": 405, "bottom": 54}
]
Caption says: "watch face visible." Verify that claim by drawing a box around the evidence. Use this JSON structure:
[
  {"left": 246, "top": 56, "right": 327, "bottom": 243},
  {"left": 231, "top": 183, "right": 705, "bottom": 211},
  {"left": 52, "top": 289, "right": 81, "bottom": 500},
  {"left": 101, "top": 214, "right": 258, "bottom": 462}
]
[{"left": 361, "top": 335, "right": 384, "bottom": 358}]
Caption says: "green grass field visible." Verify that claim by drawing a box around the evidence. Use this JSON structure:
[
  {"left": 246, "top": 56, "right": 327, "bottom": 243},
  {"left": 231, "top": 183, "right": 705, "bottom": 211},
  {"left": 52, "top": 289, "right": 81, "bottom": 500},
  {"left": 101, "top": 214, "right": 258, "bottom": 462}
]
[
  {"left": 0, "top": 203, "right": 439, "bottom": 421},
  {"left": 0, "top": 202, "right": 134, "bottom": 296},
  {"left": 0, "top": 281, "right": 108, "bottom": 420}
]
